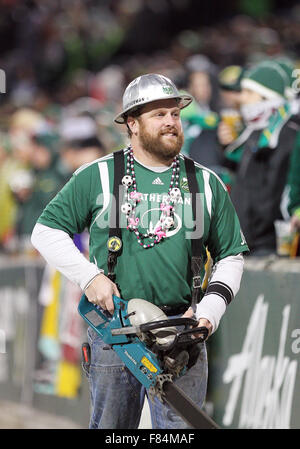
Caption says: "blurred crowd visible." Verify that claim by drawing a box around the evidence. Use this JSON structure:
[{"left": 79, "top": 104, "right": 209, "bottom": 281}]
[{"left": 1, "top": 0, "right": 300, "bottom": 257}]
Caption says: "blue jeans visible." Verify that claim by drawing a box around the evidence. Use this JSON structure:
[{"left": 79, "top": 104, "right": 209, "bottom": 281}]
[{"left": 85, "top": 325, "right": 208, "bottom": 429}]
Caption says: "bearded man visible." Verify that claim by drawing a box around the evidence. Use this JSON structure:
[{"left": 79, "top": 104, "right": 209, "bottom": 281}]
[{"left": 31, "top": 74, "right": 248, "bottom": 429}]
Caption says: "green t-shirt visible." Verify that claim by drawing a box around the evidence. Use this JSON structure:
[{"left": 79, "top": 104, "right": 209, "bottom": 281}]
[{"left": 37, "top": 149, "right": 248, "bottom": 307}]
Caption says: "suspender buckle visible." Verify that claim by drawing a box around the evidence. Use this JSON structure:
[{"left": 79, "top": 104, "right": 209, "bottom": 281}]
[{"left": 192, "top": 276, "right": 202, "bottom": 289}]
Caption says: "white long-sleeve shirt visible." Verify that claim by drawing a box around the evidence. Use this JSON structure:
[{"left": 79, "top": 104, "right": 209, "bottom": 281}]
[{"left": 31, "top": 222, "right": 244, "bottom": 333}]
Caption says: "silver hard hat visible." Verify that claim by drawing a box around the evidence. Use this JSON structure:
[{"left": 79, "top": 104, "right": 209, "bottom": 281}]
[{"left": 114, "top": 73, "right": 193, "bottom": 124}]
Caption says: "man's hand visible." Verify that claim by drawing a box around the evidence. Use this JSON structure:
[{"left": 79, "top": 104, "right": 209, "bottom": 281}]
[
  {"left": 197, "top": 318, "right": 213, "bottom": 339},
  {"left": 290, "top": 214, "right": 300, "bottom": 233},
  {"left": 217, "top": 121, "right": 236, "bottom": 146},
  {"left": 85, "top": 273, "right": 120, "bottom": 315},
  {"left": 182, "top": 307, "right": 213, "bottom": 340}
]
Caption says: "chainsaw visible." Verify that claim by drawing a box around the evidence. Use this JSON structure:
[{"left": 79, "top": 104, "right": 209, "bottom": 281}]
[{"left": 78, "top": 294, "right": 219, "bottom": 429}]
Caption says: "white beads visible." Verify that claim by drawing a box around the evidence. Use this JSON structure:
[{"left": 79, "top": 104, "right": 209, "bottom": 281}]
[
  {"left": 169, "top": 187, "right": 181, "bottom": 201},
  {"left": 122, "top": 175, "right": 133, "bottom": 187},
  {"left": 124, "top": 146, "right": 180, "bottom": 249},
  {"left": 121, "top": 202, "right": 132, "bottom": 215},
  {"left": 162, "top": 216, "right": 174, "bottom": 229}
]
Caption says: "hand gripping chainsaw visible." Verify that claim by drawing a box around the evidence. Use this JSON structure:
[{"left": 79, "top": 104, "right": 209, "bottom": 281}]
[{"left": 78, "top": 295, "right": 219, "bottom": 429}]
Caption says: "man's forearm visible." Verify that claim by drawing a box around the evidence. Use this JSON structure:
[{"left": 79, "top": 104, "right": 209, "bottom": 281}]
[
  {"left": 31, "top": 224, "right": 244, "bottom": 329},
  {"left": 196, "top": 253, "right": 244, "bottom": 333},
  {"left": 31, "top": 223, "right": 103, "bottom": 290}
]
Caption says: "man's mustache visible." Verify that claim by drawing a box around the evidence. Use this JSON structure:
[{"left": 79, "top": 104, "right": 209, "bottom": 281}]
[{"left": 160, "top": 127, "right": 179, "bottom": 136}]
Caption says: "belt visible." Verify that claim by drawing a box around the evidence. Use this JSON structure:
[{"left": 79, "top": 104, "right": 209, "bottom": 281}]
[{"left": 159, "top": 303, "right": 189, "bottom": 316}]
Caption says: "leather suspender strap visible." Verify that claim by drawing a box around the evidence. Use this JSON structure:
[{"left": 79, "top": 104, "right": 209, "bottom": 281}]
[
  {"left": 184, "top": 156, "right": 204, "bottom": 312},
  {"left": 107, "top": 149, "right": 125, "bottom": 283}
]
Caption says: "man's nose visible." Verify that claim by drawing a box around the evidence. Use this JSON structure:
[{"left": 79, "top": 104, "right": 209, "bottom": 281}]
[{"left": 163, "top": 113, "right": 178, "bottom": 127}]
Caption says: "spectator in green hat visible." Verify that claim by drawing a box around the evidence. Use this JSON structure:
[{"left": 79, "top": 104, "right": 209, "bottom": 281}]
[
  {"left": 222, "top": 60, "right": 300, "bottom": 256},
  {"left": 239, "top": 61, "right": 288, "bottom": 123}
]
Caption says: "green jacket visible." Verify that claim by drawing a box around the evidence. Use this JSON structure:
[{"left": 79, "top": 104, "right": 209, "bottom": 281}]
[{"left": 287, "top": 131, "right": 300, "bottom": 218}]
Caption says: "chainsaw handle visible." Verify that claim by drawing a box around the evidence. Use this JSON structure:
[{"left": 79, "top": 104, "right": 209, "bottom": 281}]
[
  {"left": 148, "top": 320, "right": 209, "bottom": 354},
  {"left": 157, "top": 325, "right": 208, "bottom": 353},
  {"left": 176, "top": 326, "right": 209, "bottom": 345},
  {"left": 139, "top": 317, "right": 198, "bottom": 333}
]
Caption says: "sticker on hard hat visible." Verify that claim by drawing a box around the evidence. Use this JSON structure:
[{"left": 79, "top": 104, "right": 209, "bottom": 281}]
[{"left": 162, "top": 86, "right": 174, "bottom": 95}]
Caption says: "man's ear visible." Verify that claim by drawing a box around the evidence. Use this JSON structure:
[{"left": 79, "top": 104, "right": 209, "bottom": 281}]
[{"left": 127, "top": 115, "right": 138, "bottom": 136}]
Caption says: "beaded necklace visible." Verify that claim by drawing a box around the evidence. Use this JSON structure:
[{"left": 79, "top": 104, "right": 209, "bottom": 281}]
[{"left": 121, "top": 146, "right": 181, "bottom": 249}]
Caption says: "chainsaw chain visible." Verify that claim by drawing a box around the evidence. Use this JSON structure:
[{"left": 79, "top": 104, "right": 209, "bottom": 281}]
[{"left": 148, "top": 373, "right": 173, "bottom": 403}]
